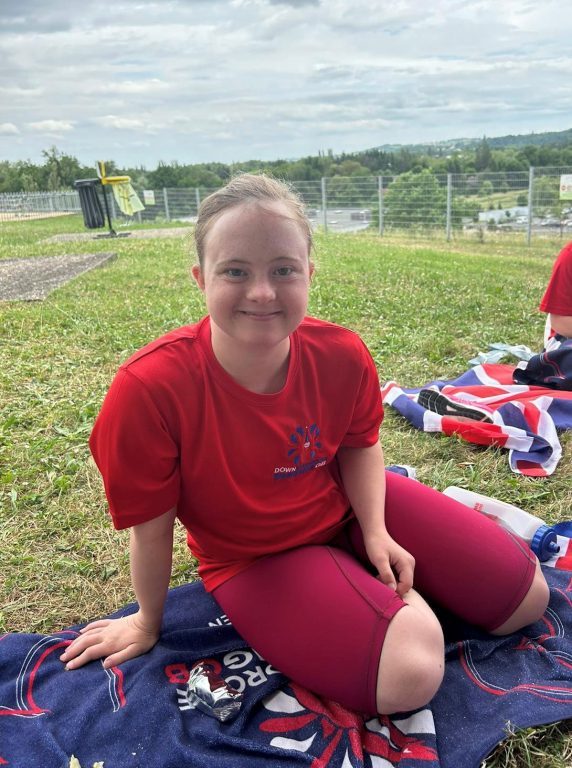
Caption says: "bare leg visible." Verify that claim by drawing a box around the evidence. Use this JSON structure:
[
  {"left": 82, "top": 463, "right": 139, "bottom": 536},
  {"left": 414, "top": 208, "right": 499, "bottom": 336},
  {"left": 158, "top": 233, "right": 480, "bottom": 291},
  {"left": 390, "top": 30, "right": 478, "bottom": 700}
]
[
  {"left": 376, "top": 588, "right": 445, "bottom": 714},
  {"left": 490, "top": 559, "right": 549, "bottom": 636}
]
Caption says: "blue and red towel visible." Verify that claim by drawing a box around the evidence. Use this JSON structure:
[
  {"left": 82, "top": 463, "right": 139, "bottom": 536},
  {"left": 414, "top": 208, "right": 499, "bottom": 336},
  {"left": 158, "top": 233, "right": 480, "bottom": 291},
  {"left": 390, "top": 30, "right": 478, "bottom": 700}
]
[{"left": 2, "top": 531, "right": 572, "bottom": 768}]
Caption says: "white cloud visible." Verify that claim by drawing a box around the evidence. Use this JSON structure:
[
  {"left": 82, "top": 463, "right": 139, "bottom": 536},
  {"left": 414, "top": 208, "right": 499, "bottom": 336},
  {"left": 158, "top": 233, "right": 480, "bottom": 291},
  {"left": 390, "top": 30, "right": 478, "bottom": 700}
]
[
  {"left": 0, "top": 0, "right": 570, "bottom": 167},
  {"left": 0, "top": 123, "right": 20, "bottom": 135},
  {"left": 27, "top": 120, "right": 74, "bottom": 133},
  {"left": 93, "top": 116, "right": 150, "bottom": 131},
  {"left": 83, "top": 79, "right": 168, "bottom": 96}
]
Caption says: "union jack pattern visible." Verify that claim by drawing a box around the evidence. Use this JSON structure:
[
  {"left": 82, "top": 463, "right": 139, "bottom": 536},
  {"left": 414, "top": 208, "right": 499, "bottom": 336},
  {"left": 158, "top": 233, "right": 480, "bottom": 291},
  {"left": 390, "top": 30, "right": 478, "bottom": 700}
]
[{"left": 382, "top": 361, "right": 572, "bottom": 476}]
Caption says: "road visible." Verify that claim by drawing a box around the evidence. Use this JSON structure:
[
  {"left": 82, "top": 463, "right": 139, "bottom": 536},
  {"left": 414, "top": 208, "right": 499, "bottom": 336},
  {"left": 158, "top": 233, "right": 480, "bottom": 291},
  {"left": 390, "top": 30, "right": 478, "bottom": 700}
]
[{"left": 308, "top": 208, "right": 372, "bottom": 233}]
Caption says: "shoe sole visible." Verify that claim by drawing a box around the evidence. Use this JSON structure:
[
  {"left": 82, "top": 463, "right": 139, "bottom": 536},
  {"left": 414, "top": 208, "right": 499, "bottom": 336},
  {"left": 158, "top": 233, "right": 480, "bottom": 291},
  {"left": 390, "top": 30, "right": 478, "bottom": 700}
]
[{"left": 417, "top": 389, "right": 493, "bottom": 423}]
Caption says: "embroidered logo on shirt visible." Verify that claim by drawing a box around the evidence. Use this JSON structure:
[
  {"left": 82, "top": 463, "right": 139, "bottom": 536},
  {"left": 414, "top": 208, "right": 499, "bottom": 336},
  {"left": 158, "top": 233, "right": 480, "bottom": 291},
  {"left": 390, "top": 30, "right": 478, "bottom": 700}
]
[{"left": 273, "top": 424, "right": 326, "bottom": 479}]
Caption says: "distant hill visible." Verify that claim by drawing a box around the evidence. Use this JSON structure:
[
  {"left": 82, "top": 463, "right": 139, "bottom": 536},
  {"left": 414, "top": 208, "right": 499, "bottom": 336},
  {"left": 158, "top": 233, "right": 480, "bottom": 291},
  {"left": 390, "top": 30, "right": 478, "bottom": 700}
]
[{"left": 371, "top": 127, "right": 572, "bottom": 155}]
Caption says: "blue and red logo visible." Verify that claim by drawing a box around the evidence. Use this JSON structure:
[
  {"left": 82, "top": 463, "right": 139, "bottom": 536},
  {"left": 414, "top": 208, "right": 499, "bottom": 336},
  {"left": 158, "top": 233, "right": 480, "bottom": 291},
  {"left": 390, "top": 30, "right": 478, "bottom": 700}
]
[{"left": 274, "top": 424, "right": 327, "bottom": 479}]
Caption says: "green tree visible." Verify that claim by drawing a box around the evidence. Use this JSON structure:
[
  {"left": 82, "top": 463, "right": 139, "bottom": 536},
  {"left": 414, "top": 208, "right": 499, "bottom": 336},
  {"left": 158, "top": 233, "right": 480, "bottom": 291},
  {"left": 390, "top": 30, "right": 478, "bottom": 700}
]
[
  {"left": 475, "top": 138, "right": 492, "bottom": 171},
  {"left": 479, "top": 180, "right": 494, "bottom": 196},
  {"left": 0, "top": 160, "right": 39, "bottom": 192},
  {"left": 326, "top": 175, "right": 372, "bottom": 207},
  {"left": 182, "top": 167, "right": 225, "bottom": 189},
  {"left": 331, "top": 159, "right": 370, "bottom": 177},
  {"left": 41, "top": 146, "right": 92, "bottom": 190},
  {"left": 446, "top": 155, "right": 463, "bottom": 174},
  {"left": 147, "top": 161, "right": 184, "bottom": 188},
  {"left": 20, "top": 171, "right": 39, "bottom": 192},
  {"left": 451, "top": 196, "right": 481, "bottom": 225},
  {"left": 532, "top": 176, "right": 562, "bottom": 217},
  {"left": 383, "top": 169, "right": 446, "bottom": 229}
]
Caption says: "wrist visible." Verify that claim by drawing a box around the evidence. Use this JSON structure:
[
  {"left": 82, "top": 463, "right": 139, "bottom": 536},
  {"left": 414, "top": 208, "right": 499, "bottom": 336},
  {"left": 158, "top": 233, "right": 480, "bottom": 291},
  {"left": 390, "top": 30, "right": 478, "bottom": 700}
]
[
  {"left": 135, "top": 608, "right": 163, "bottom": 634},
  {"left": 362, "top": 526, "right": 391, "bottom": 543}
]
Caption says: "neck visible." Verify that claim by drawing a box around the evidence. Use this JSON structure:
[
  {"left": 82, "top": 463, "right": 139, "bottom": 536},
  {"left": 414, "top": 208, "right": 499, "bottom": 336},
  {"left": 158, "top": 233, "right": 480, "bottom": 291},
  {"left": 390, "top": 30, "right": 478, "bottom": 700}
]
[{"left": 211, "top": 330, "right": 291, "bottom": 394}]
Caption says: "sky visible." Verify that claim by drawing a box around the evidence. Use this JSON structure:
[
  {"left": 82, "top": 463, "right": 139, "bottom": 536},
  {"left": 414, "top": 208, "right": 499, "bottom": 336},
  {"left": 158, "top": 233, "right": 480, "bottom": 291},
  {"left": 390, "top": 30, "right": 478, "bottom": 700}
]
[{"left": 1, "top": 0, "right": 572, "bottom": 170}]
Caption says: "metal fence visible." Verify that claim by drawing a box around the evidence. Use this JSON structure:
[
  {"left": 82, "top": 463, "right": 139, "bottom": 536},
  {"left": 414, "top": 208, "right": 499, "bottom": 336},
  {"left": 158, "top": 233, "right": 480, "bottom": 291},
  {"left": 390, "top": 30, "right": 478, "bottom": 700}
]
[
  {"left": 0, "top": 190, "right": 81, "bottom": 221},
  {"left": 1, "top": 167, "right": 571, "bottom": 244}
]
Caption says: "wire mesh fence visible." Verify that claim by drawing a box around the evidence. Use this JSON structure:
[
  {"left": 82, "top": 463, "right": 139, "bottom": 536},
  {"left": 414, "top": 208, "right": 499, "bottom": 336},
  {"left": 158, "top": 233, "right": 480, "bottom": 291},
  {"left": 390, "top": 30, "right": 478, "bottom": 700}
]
[
  {"left": 0, "top": 191, "right": 80, "bottom": 221},
  {"left": 1, "top": 168, "right": 571, "bottom": 244}
]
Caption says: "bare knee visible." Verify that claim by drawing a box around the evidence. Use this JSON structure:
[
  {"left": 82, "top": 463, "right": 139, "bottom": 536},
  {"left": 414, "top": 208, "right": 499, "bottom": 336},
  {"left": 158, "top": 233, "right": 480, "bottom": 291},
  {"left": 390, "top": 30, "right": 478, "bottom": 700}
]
[
  {"left": 491, "top": 561, "right": 550, "bottom": 636},
  {"left": 376, "top": 593, "right": 445, "bottom": 714}
]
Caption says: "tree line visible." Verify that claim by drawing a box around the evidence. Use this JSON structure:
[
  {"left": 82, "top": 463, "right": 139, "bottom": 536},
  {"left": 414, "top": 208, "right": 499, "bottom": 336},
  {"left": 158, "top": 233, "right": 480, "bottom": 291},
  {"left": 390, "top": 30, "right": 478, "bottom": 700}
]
[{"left": 1, "top": 138, "right": 572, "bottom": 194}]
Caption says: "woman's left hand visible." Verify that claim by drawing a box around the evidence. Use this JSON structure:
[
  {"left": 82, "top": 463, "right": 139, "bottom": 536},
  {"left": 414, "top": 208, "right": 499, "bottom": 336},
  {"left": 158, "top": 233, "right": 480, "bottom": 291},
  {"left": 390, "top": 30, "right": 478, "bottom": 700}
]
[{"left": 364, "top": 532, "right": 415, "bottom": 597}]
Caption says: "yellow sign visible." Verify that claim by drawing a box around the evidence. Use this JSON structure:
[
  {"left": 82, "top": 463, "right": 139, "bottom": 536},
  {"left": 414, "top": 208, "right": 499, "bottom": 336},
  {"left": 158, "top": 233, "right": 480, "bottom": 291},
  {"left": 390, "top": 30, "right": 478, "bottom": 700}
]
[{"left": 112, "top": 183, "right": 145, "bottom": 216}]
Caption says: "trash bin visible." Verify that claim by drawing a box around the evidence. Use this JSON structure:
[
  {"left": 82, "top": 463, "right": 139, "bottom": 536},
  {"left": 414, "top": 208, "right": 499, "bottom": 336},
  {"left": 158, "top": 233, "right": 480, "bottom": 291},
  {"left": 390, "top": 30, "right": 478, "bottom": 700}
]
[{"left": 74, "top": 179, "right": 105, "bottom": 229}]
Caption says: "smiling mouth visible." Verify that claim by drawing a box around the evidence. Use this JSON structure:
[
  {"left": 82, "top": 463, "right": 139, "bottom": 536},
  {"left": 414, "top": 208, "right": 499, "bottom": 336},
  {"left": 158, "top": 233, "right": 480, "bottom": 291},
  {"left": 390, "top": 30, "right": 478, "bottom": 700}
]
[{"left": 238, "top": 310, "right": 282, "bottom": 319}]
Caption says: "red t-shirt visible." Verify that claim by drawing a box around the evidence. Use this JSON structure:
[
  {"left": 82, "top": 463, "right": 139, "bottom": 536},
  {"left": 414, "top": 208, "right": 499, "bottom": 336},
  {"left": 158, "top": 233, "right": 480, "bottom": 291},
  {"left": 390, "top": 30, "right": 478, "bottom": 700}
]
[
  {"left": 540, "top": 241, "right": 572, "bottom": 338},
  {"left": 89, "top": 316, "right": 383, "bottom": 591}
]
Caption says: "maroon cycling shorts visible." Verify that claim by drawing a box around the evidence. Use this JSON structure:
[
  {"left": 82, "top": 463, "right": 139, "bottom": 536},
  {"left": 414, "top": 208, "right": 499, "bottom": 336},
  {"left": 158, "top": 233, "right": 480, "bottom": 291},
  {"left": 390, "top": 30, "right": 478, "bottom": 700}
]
[{"left": 213, "top": 471, "right": 537, "bottom": 714}]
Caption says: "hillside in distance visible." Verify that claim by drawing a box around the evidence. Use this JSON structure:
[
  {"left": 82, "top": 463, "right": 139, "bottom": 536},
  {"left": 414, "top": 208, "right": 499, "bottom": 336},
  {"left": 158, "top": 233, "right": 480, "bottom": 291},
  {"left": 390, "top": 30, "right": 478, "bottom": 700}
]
[{"left": 371, "top": 127, "right": 572, "bottom": 155}]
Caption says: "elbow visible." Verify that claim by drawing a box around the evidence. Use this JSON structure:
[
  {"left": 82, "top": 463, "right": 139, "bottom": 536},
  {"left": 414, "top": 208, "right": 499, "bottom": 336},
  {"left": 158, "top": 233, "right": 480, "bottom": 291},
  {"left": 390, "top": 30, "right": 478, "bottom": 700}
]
[{"left": 549, "top": 313, "right": 572, "bottom": 339}]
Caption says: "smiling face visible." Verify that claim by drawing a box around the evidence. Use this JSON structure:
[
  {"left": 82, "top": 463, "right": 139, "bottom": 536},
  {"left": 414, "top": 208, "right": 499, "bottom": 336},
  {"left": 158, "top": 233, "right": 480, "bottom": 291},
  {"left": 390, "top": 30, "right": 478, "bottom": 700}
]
[{"left": 192, "top": 200, "right": 314, "bottom": 362}]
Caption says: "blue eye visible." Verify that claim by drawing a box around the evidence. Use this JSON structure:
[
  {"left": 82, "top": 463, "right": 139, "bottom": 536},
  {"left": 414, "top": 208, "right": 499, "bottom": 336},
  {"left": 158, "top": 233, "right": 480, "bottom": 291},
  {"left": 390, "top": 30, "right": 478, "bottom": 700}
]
[
  {"left": 225, "top": 268, "right": 246, "bottom": 278},
  {"left": 275, "top": 266, "right": 294, "bottom": 276}
]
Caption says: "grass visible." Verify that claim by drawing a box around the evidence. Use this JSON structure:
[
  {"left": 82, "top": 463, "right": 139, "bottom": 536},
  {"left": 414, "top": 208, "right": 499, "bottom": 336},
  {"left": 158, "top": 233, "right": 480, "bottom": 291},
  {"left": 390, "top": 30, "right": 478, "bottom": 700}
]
[
  {"left": 1, "top": 215, "right": 571, "bottom": 765},
  {"left": 469, "top": 190, "right": 525, "bottom": 210}
]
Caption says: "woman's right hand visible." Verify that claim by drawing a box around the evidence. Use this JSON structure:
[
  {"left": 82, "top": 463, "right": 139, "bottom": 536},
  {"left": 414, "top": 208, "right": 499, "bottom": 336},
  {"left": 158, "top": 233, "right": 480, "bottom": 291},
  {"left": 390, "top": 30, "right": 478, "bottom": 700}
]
[{"left": 59, "top": 611, "right": 160, "bottom": 670}]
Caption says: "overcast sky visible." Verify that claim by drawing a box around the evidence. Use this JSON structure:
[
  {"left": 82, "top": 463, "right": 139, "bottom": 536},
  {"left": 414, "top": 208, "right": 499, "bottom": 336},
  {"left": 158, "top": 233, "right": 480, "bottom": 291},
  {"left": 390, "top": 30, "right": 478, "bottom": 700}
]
[{"left": 1, "top": 0, "right": 571, "bottom": 170}]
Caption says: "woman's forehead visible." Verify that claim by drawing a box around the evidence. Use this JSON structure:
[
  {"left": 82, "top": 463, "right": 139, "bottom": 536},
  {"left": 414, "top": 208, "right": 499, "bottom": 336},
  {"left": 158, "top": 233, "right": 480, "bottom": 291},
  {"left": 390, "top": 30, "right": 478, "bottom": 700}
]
[{"left": 204, "top": 200, "right": 310, "bottom": 254}]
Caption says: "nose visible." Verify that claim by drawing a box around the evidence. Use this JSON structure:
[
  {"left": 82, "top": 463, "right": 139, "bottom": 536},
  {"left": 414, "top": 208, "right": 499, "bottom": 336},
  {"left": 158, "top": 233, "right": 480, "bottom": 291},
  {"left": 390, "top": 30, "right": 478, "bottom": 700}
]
[{"left": 245, "top": 276, "right": 276, "bottom": 303}]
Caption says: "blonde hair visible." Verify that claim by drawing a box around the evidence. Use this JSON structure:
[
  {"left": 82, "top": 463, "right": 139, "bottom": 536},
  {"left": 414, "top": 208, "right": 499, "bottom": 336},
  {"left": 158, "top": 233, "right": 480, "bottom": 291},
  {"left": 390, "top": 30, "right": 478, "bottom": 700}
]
[{"left": 194, "top": 173, "right": 313, "bottom": 266}]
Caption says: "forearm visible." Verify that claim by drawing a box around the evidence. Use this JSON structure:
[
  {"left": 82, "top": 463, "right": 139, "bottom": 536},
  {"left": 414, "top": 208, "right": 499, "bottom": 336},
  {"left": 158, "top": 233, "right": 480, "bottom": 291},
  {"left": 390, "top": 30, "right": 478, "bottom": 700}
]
[
  {"left": 337, "top": 442, "right": 387, "bottom": 537},
  {"left": 60, "top": 508, "right": 177, "bottom": 670},
  {"left": 130, "top": 507, "right": 176, "bottom": 631},
  {"left": 549, "top": 313, "right": 572, "bottom": 338},
  {"left": 337, "top": 442, "right": 415, "bottom": 594}
]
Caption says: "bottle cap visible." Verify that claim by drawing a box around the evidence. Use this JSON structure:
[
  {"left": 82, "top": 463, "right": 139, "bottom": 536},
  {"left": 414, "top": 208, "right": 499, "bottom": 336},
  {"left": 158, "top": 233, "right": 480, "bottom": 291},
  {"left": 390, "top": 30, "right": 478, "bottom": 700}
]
[{"left": 530, "top": 524, "right": 560, "bottom": 562}]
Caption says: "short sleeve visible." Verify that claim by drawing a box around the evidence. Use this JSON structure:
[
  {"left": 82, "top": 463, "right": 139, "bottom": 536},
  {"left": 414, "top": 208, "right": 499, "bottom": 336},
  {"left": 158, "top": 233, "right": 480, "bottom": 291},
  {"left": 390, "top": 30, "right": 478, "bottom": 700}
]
[
  {"left": 339, "top": 337, "right": 384, "bottom": 448},
  {"left": 540, "top": 244, "right": 572, "bottom": 315},
  {"left": 89, "top": 369, "right": 180, "bottom": 529}
]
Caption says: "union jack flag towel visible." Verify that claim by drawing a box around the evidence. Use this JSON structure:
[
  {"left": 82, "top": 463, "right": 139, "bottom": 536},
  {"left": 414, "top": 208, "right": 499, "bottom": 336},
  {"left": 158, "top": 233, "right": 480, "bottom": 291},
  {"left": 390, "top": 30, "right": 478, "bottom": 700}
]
[
  {"left": 2, "top": 535, "right": 572, "bottom": 768},
  {"left": 382, "top": 361, "right": 572, "bottom": 477}
]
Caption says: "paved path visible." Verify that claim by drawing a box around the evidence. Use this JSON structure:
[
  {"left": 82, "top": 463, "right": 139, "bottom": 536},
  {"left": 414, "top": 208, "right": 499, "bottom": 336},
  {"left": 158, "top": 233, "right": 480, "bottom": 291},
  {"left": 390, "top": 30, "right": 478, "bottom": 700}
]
[
  {"left": 1, "top": 227, "right": 193, "bottom": 302},
  {"left": 0, "top": 252, "right": 116, "bottom": 301},
  {"left": 43, "top": 226, "right": 192, "bottom": 243}
]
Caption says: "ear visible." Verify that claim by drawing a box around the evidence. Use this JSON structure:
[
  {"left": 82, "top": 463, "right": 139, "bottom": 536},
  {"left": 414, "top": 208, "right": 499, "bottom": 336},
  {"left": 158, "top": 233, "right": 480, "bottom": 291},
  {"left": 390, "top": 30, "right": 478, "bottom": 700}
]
[
  {"left": 191, "top": 264, "right": 205, "bottom": 291},
  {"left": 309, "top": 260, "right": 315, "bottom": 281}
]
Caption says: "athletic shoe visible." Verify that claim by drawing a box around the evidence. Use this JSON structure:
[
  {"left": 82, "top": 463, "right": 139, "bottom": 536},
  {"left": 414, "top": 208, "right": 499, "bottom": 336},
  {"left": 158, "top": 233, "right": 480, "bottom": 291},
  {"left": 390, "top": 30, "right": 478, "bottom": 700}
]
[
  {"left": 386, "top": 464, "right": 417, "bottom": 479},
  {"left": 417, "top": 389, "right": 494, "bottom": 423}
]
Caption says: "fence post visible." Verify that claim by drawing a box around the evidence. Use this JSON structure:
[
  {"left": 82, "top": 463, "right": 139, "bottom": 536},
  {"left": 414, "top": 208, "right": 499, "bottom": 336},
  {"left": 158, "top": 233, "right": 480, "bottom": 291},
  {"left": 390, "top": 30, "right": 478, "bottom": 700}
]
[
  {"left": 195, "top": 187, "right": 201, "bottom": 215},
  {"left": 163, "top": 188, "right": 170, "bottom": 221},
  {"left": 321, "top": 178, "right": 328, "bottom": 234},
  {"left": 378, "top": 176, "right": 384, "bottom": 236},
  {"left": 446, "top": 174, "right": 452, "bottom": 241},
  {"left": 527, "top": 166, "right": 534, "bottom": 246}
]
